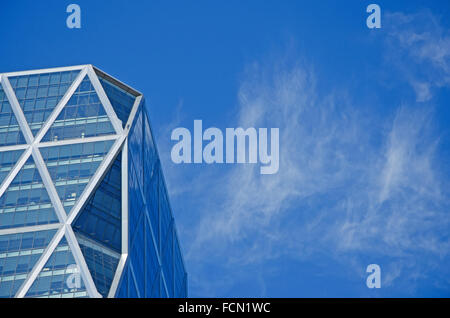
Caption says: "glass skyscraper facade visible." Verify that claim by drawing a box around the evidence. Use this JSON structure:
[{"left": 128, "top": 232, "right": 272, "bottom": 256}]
[{"left": 0, "top": 65, "right": 187, "bottom": 298}]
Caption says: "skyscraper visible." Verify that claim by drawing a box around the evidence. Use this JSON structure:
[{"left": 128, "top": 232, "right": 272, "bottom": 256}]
[{"left": 0, "top": 65, "right": 187, "bottom": 298}]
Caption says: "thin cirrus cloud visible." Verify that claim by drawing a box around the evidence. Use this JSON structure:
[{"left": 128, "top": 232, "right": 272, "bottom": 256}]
[
  {"left": 159, "top": 10, "right": 450, "bottom": 296},
  {"left": 385, "top": 10, "right": 450, "bottom": 102}
]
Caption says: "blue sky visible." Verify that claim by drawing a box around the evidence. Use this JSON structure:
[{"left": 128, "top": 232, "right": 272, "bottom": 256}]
[{"left": 1, "top": 0, "right": 450, "bottom": 297}]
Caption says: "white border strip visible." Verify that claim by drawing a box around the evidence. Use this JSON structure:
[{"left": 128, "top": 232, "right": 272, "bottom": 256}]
[
  {"left": 0, "top": 223, "right": 60, "bottom": 236},
  {"left": 0, "top": 65, "right": 86, "bottom": 78},
  {"left": 0, "top": 144, "right": 28, "bottom": 153},
  {"left": 38, "top": 134, "right": 118, "bottom": 148}
]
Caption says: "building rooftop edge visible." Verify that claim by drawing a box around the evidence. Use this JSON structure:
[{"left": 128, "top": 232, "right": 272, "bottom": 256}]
[{"left": 0, "top": 64, "right": 143, "bottom": 97}]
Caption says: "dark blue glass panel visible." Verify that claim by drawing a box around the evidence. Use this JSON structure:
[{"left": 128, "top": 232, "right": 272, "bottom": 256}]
[
  {"left": 161, "top": 222, "right": 174, "bottom": 297},
  {"left": 26, "top": 236, "right": 89, "bottom": 298},
  {"left": 159, "top": 174, "right": 173, "bottom": 254},
  {"left": 72, "top": 151, "right": 122, "bottom": 296},
  {"left": 143, "top": 109, "right": 159, "bottom": 250},
  {"left": 0, "top": 156, "right": 59, "bottom": 229},
  {"left": 128, "top": 167, "right": 144, "bottom": 242},
  {"left": 145, "top": 214, "right": 159, "bottom": 297},
  {"left": 0, "top": 229, "right": 56, "bottom": 298},
  {"left": 145, "top": 164, "right": 159, "bottom": 251},
  {"left": 97, "top": 76, "right": 136, "bottom": 128},
  {"left": 174, "top": 233, "right": 186, "bottom": 297},
  {"left": 42, "top": 75, "right": 115, "bottom": 142},
  {"left": 0, "top": 85, "right": 26, "bottom": 146},
  {"left": 122, "top": 102, "right": 186, "bottom": 298},
  {"left": 179, "top": 274, "right": 187, "bottom": 298},
  {"left": 40, "top": 140, "right": 114, "bottom": 214},
  {"left": 130, "top": 211, "right": 145, "bottom": 293},
  {"left": 115, "top": 264, "right": 128, "bottom": 298},
  {"left": 73, "top": 151, "right": 121, "bottom": 252},
  {"left": 128, "top": 105, "right": 143, "bottom": 189},
  {"left": 128, "top": 265, "right": 139, "bottom": 298},
  {"left": 160, "top": 274, "right": 168, "bottom": 298},
  {"left": 9, "top": 70, "right": 80, "bottom": 136},
  {"left": 143, "top": 109, "right": 157, "bottom": 190},
  {"left": 75, "top": 233, "right": 120, "bottom": 297},
  {"left": 149, "top": 271, "right": 161, "bottom": 298},
  {"left": 128, "top": 162, "right": 145, "bottom": 242}
]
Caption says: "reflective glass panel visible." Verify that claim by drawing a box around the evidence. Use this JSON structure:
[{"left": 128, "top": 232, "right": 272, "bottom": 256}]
[
  {"left": 75, "top": 233, "right": 120, "bottom": 297},
  {"left": 9, "top": 70, "right": 80, "bottom": 136},
  {"left": 40, "top": 140, "right": 115, "bottom": 214},
  {"left": 42, "top": 75, "right": 115, "bottom": 142},
  {"left": 0, "top": 156, "right": 59, "bottom": 229},
  {"left": 0, "top": 229, "right": 56, "bottom": 298},
  {"left": 0, "top": 85, "right": 26, "bottom": 146},
  {"left": 0, "top": 149, "right": 24, "bottom": 186},
  {"left": 25, "top": 236, "right": 88, "bottom": 298},
  {"left": 97, "top": 75, "right": 136, "bottom": 128}
]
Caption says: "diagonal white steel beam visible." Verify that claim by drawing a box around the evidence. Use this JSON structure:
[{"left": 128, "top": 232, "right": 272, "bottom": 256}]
[
  {"left": 31, "top": 146, "right": 67, "bottom": 224},
  {"left": 0, "top": 75, "right": 34, "bottom": 200},
  {"left": 87, "top": 65, "right": 124, "bottom": 135},
  {"left": 0, "top": 146, "right": 32, "bottom": 198},
  {"left": 0, "top": 65, "right": 135, "bottom": 299},
  {"left": 2, "top": 72, "right": 71, "bottom": 298},
  {"left": 107, "top": 254, "right": 128, "bottom": 298},
  {"left": 1, "top": 65, "right": 153, "bottom": 299},
  {"left": 161, "top": 270, "right": 170, "bottom": 298},
  {"left": 129, "top": 264, "right": 143, "bottom": 298},
  {"left": 33, "top": 66, "right": 88, "bottom": 144},
  {"left": 121, "top": 140, "right": 129, "bottom": 255},
  {"left": 65, "top": 225, "right": 102, "bottom": 298},
  {"left": 125, "top": 95, "right": 143, "bottom": 134},
  {"left": 1, "top": 77, "right": 33, "bottom": 144},
  {"left": 66, "top": 134, "right": 126, "bottom": 224},
  {"left": 15, "top": 225, "right": 65, "bottom": 297},
  {"left": 107, "top": 139, "right": 129, "bottom": 298},
  {"left": 61, "top": 135, "right": 125, "bottom": 298},
  {"left": 28, "top": 143, "right": 102, "bottom": 297},
  {"left": 0, "top": 76, "right": 31, "bottom": 198}
]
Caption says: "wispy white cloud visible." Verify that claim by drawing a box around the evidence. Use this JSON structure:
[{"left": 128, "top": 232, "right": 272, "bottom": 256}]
[
  {"left": 385, "top": 10, "right": 450, "bottom": 101},
  {"left": 160, "top": 10, "right": 450, "bottom": 296},
  {"left": 377, "top": 106, "right": 439, "bottom": 205},
  {"left": 175, "top": 59, "right": 449, "bottom": 295}
]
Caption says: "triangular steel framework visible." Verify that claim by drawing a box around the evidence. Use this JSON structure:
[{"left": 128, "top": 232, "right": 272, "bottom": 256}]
[{"left": 0, "top": 65, "right": 143, "bottom": 298}]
